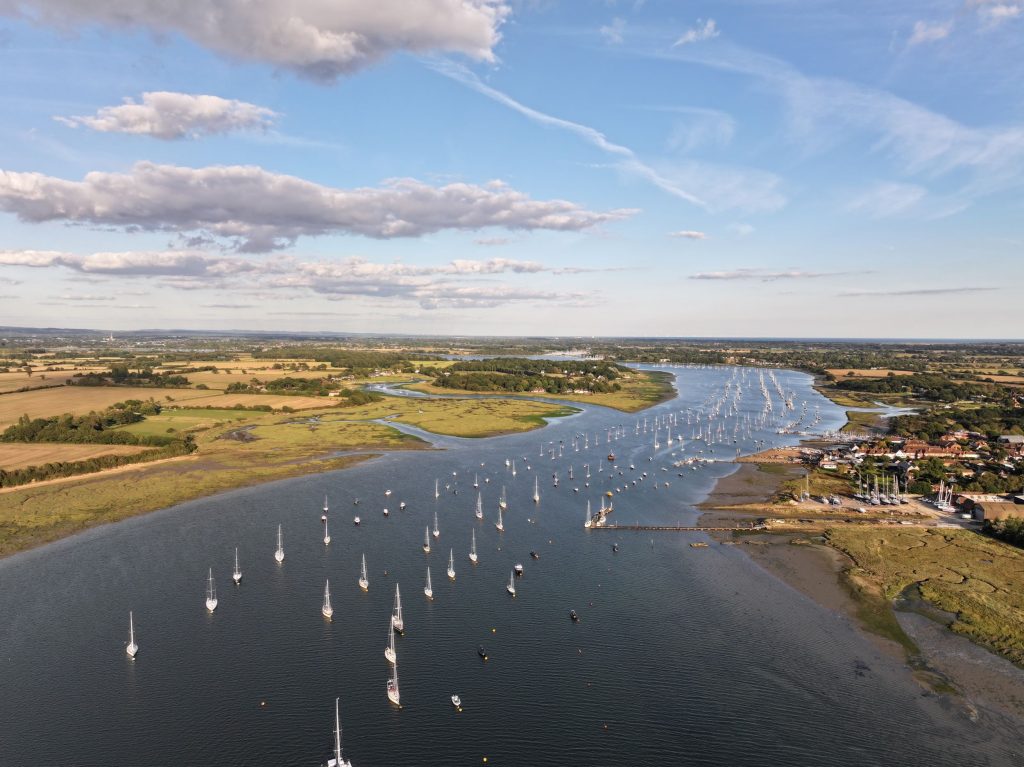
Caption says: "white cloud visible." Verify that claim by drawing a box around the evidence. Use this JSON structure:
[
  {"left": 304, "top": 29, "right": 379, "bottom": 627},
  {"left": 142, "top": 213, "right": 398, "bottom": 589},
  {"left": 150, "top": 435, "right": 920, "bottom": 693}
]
[
  {"left": 908, "top": 19, "right": 953, "bottom": 45},
  {"left": 689, "top": 268, "right": 862, "bottom": 281},
  {"left": 55, "top": 92, "right": 277, "bottom": 140},
  {"left": 433, "top": 60, "right": 780, "bottom": 213},
  {"left": 663, "top": 106, "right": 736, "bottom": 153},
  {"left": 669, "top": 230, "right": 706, "bottom": 240},
  {"left": 674, "top": 19, "right": 719, "bottom": 47},
  {"left": 970, "top": 0, "right": 1023, "bottom": 26},
  {"left": 0, "top": 249, "right": 603, "bottom": 309},
  {"left": 600, "top": 17, "right": 626, "bottom": 44},
  {"left": 0, "top": 0, "right": 509, "bottom": 81},
  {"left": 846, "top": 182, "right": 927, "bottom": 218},
  {"left": 839, "top": 286, "right": 998, "bottom": 297},
  {"left": 0, "top": 163, "right": 633, "bottom": 251},
  {"left": 661, "top": 42, "right": 1024, "bottom": 204}
]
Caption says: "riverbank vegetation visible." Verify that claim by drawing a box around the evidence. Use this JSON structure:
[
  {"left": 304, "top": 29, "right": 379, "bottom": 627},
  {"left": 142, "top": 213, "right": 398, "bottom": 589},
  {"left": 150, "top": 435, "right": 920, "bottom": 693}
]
[{"left": 826, "top": 527, "right": 1024, "bottom": 666}]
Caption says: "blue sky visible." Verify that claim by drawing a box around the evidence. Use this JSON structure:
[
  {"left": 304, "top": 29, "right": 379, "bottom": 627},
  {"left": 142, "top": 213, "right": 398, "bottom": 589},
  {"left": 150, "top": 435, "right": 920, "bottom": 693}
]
[{"left": 0, "top": 0, "right": 1021, "bottom": 338}]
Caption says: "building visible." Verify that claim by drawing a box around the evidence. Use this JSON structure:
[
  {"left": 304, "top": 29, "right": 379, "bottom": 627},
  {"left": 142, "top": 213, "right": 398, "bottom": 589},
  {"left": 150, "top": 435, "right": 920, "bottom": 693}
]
[{"left": 973, "top": 500, "right": 1024, "bottom": 522}]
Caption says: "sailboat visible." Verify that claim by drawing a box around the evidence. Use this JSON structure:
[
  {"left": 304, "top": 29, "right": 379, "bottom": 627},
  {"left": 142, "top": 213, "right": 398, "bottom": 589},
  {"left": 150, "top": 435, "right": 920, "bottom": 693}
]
[
  {"left": 475, "top": 492, "right": 483, "bottom": 520},
  {"left": 432, "top": 511, "right": 440, "bottom": 540},
  {"left": 423, "top": 527, "right": 431, "bottom": 553},
  {"left": 506, "top": 569, "right": 516, "bottom": 596},
  {"left": 469, "top": 529, "right": 478, "bottom": 564},
  {"left": 512, "top": 459, "right": 517, "bottom": 477},
  {"left": 322, "top": 580, "right": 334, "bottom": 620},
  {"left": 359, "top": 554, "right": 369, "bottom": 591},
  {"left": 495, "top": 505, "right": 504, "bottom": 532},
  {"left": 126, "top": 611, "right": 138, "bottom": 658},
  {"left": 392, "top": 584, "right": 404, "bottom": 633},
  {"left": 232, "top": 547, "right": 242, "bottom": 584},
  {"left": 424, "top": 566, "right": 433, "bottom": 600},
  {"left": 322, "top": 495, "right": 329, "bottom": 522},
  {"left": 325, "top": 697, "right": 354, "bottom": 767},
  {"left": 323, "top": 515, "right": 331, "bottom": 546},
  {"left": 434, "top": 479, "right": 440, "bottom": 500},
  {"left": 447, "top": 549, "right": 456, "bottom": 580},
  {"left": 533, "top": 476, "right": 540, "bottom": 504},
  {"left": 385, "top": 618, "right": 397, "bottom": 664},
  {"left": 499, "top": 486, "right": 507, "bottom": 511},
  {"left": 387, "top": 659, "right": 401, "bottom": 706},
  {"left": 274, "top": 524, "right": 285, "bottom": 564},
  {"left": 473, "top": 473, "right": 479, "bottom": 489},
  {"left": 205, "top": 568, "right": 218, "bottom": 612}
]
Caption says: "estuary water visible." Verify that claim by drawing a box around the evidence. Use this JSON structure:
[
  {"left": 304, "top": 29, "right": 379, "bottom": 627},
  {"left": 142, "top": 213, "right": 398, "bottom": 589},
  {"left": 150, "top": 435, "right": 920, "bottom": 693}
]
[{"left": 0, "top": 366, "right": 1018, "bottom": 766}]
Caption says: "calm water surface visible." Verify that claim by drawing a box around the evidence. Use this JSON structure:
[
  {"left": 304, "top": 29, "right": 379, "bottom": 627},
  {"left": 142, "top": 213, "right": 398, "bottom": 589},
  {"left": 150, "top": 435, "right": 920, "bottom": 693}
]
[{"left": 0, "top": 366, "right": 1019, "bottom": 766}]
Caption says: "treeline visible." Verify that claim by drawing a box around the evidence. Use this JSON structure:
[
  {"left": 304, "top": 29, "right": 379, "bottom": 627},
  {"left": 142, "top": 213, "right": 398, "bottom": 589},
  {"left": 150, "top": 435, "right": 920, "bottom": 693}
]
[
  {"left": 984, "top": 517, "right": 1024, "bottom": 549},
  {"left": 0, "top": 436, "right": 196, "bottom": 488},
  {"left": 836, "top": 373, "right": 991, "bottom": 402},
  {"left": 70, "top": 365, "right": 190, "bottom": 388},
  {"left": 434, "top": 358, "right": 625, "bottom": 394},
  {"left": 225, "top": 378, "right": 383, "bottom": 405},
  {"left": 1, "top": 400, "right": 175, "bottom": 447},
  {"left": 892, "top": 405, "right": 1024, "bottom": 441},
  {"left": 251, "top": 347, "right": 435, "bottom": 373}
]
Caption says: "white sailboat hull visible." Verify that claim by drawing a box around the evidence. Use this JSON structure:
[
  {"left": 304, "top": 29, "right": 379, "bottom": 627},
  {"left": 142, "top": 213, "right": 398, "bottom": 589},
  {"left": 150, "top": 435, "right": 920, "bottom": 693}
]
[{"left": 205, "top": 598, "right": 218, "bottom": 612}]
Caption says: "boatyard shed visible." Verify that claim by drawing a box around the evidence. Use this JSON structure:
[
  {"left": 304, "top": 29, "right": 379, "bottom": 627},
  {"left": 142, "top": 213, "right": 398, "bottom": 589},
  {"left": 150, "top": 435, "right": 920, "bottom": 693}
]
[{"left": 973, "top": 500, "right": 1024, "bottom": 522}]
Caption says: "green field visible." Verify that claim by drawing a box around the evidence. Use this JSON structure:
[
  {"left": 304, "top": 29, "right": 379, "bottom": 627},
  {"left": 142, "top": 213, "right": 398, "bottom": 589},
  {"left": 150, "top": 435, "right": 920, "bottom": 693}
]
[
  {"left": 334, "top": 397, "right": 579, "bottom": 437},
  {"left": 115, "top": 408, "right": 256, "bottom": 436},
  {"left": 403, "top": 369, "right": 673, "bottom": 413}
]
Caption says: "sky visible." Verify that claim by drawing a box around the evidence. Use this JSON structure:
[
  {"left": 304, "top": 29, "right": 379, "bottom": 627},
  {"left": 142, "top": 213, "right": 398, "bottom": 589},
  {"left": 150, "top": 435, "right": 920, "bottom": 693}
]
[{"left": 0, "top": 0, "right": 1021, "bottom": 338}]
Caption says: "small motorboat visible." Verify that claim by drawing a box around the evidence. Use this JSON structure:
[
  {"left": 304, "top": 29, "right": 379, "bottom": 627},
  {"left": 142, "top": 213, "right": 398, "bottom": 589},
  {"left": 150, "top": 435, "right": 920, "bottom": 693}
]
[
  {"left": 353, "top": 516, "right": 361, "bottom": 525},
  {"left": 570, "top": 610, "right": 580, "bottom": 622},
  {"left": 451, "top": 694, "right": 462, "bottom": 708},
  {"left": 612, "top": 543, "right": 619, "bottom": 552},
  {"left": 399, "top": 501, "right": 406, "bottom": 510},
  {"left": 514, "top": 563, "right": 524, "bottom": 577},
  {"left": 529, "top": 551, "right": 540, "bottom": 560},
  {"left": 478, "top": 645, "right": 488, "bottom": 660},
  {"left": 383, "top": 508, "right": 389, "bottom": 517}
]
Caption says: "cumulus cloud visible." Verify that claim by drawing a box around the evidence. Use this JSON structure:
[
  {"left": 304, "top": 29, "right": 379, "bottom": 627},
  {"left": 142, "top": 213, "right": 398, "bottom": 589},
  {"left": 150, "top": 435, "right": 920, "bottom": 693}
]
[
  {"left": 0, "top": 163, "right": 633, "bottom": 251},
  {"left": 669, "top": 230, "right": 706, "bottom": 240},
  {"left": 689, "top": 268, "right": 862, "bottom": 281},
  {"left": 908, "top": 20, "right": 953, "bottom": 45},
  {"left": 56, "top": 92, "right": 278, "bottom": 140},
  {"left": 674, "top": 19, "right": 719, "bottom": 47},
  {"left": 0, "top": 0, "right": 509, "bottom": 81}
]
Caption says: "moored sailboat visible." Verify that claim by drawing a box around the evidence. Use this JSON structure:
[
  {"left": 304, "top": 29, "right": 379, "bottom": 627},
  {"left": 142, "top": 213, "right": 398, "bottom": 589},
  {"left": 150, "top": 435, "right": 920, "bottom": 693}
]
[
  {"left": 495, "top": 505, "right": 504, "bottom": 532},
  {"left": 232, "top": 547, "right": 242, "bottom": 584},
  {"left": 385, "top": 618, "right": 397, "bottom": 664},
  {"left": 392, "top": 584, "right": 404, "bottom": 634},
  {"left": 432, "top": 511, "right": 440, "bottom": 539},
  {"left": 359, "top": 554, "right": 369, "bottom": 591},
  {"left": 506, "top": 569, "right": 516, "bottom": 597},
  {"left": 469, "top": 529, "right": 478, "bottom": 564},
  {"left": 322, "top": 580, "right": 334, "bottom": 620},
  {"left": 387, "top": 660, "right": 401, "bottom": 706},
  {"left": 475, "top": 492, "right": 483, "bottom": 520},
  {"left": 205, "top": 568, "right": 218, "bottom": 612},
  {"left": 126, "top": 611, "right": 138, "bottom": 658},
  {"left": 325, "top": 697, "right": 354, "bottom": 767},
  {"left": 424, "top": 566, "right": 433, "bottom": 600},
  {"left": 447, "top": 549, "right": 455, "bottom": 580},
  {"left": 275, "top": 524, "right": 285, "bottom": 563},
  {"left": 423, "top": 527, "right": 431, "bottom": 553}
]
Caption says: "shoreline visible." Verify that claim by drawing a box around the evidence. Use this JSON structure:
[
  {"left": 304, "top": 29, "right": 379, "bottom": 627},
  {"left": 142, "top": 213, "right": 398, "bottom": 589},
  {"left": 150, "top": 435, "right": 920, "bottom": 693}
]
[{"left": 699, "top": 456, "right": 1024, "bottom": 727}]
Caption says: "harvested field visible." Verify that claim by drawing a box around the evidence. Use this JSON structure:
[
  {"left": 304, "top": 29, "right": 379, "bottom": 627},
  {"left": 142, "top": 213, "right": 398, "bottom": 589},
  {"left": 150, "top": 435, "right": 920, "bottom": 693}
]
[
  {"left": 0, "top": 443, "right": 149, "bottom": 470},
  {"left": 0, "top": 386, "right": 215, "bottom": 429}
]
